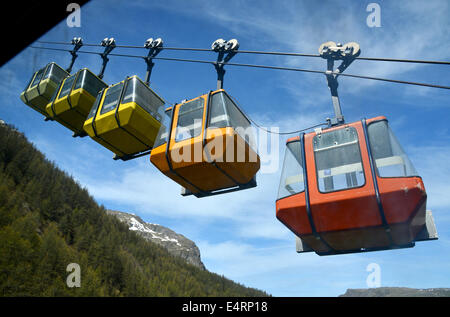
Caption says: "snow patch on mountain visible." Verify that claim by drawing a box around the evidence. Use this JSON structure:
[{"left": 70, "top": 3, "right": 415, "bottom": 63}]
[{"left": 107, "top": 210, "right": 205, "bottom": 269}]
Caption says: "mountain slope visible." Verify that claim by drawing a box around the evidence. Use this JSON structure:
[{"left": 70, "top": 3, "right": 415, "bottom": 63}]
[
  {"left": 0, "top": 121, "right": 268, "bottom": 297},
  {"left": 106, "top": 210, "right": 205, "bottom": 270},
  {"left": 340, "top": 287, "right": 450, "bottom": 297}
]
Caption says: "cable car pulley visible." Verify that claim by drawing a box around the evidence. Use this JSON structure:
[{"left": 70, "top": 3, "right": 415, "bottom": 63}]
[
  {"left": 211, "top": 38, "right": 239, "bottom": 89},
  {"left": 319, "top": 41, "right": 360, "bottom": 126},
  {"left": 66, "top": 37, "right": 83, "bottom": 73},
  {"left": 143, "top": 37, "right": 163, "bottom": 86},
  {"left": 98, "top": 37, "right": 116, "bottom": 79}
]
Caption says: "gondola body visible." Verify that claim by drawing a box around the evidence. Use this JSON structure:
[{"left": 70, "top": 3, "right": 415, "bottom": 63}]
[
  {"left": 276, "top": 116, "right": 433, "bottom": 255},
  {"left": 83, "top": 76, "right": 165, "bottom": 158},
  {"left": 150, "top": 89, "right": 260, "bottom": 197},
  {"left": 20, "top": 63, "right": 69, "bottom": 116},
  {"left": 45, "top": 68, "right": 107, "bottom": 135}
]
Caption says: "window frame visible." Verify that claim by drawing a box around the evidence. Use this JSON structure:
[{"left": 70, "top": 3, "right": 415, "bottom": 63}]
[
  {"left": 86, "top": 89, "right": 105, "bottom": 120},
  {"left": 153, "top": 107, "right": 173, "bottom": 148},
  {"left": 313, "top": 126, "right": 367, "bottom": 194},
  {"left": 207, "top": 90, "right": 256, "bottom": 152},
  {"left": 57, "top": 74, "right": 77, "bottom": 99},
  {"left": 120, "top": 76, "right": 164, "bottom": 122},
  {"left": 99, "top": 81, "right": 125, "bottom": 115},
  {"left": 207, "top": 90, "right": 252, "bottom": 128},
  {"left": 29, "top": 68, "right": 46, "bottom": 88},
  {"left": 174, "top": 96, "right": 205, "bottom": 143},
  {"left": 276, "top": 139, "right": 306, "bottom": 201},
  {"left": 366, "top": 118, "right": 421, "bottom": 180}
]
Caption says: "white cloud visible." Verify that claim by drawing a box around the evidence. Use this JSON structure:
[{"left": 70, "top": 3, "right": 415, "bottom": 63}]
[
  {"left": 409, "top": 145, "right": 450, "bottom": 211},
  {"left": 143, "top": 0, "right": 449, "bottom": 96},
  {"left": 198, "top": 238, "right": 371, "bottom": 296}
]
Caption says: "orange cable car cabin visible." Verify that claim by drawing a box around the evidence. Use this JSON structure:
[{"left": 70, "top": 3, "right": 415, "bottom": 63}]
[
  {"left": 276, "top": 116, "right": 437, "bottom": 255},
  {"left": 150, "top": 89, "right": 260, "bottom": 197}
]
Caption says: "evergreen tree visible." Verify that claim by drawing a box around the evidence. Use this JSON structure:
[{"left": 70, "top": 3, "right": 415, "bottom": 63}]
[{"left": 0, "top": 123, "right": 268, "bottom": 297}]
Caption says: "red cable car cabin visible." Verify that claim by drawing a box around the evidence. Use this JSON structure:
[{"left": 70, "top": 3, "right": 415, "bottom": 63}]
[{"left": 276, "top": 116, "right": 437, "bottom": 255}]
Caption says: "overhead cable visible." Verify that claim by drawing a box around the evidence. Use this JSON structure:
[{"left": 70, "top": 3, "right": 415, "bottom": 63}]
[
  {"left": 35, "top": 40, "right": 450, "bottom": 65},
  {"left": 29, "top": 46, "right": 450, "bottom": 90}
]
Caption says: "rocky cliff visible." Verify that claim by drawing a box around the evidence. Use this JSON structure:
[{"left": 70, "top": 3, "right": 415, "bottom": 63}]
[{"left": 106, "top": 210, "right": 205, "bottom": 270}]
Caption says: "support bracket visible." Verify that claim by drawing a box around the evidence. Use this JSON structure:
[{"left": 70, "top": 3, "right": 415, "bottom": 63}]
[
  {"left": 319, "top": 41, "right": 360, "bottom": 126},
  {"left": 143, "top": 37, "right": 163, "bottom": 86},
  {"left": 66, "top": 37, "right": 83, "bottom": 73},
  {"left": 98, "top": 37, "right": 116, "bottom": 79},
  {"left": 211, "top": 38, "right": 239, "bottom": 89}
]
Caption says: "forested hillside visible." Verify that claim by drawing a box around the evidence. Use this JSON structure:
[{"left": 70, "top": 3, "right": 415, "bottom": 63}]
[{"left": 0, "top": 122, "right": 268, "bottom": 297}]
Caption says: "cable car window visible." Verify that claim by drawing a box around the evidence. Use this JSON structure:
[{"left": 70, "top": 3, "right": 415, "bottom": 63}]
[
  {"left": 209, "top": 92, "right": 256, "bottom": 150},
  {"left": 121, "top": 77, "right": 137, "bottom": 104},
  {"left": 122, "top": 77, "right": 164, "bottom": 121},
  {"left": 277, "top": 140, "right": 305, "bottom": 199},
  {"left": 42, "top": 64, "right": 54, "bottom": 80},
  {"left": 209, "top": 92, "right": 230, "bottom": 128},
  {"left": 175, "top": 98, "right": 204, "bottom": 142},
  {"left": 367, "top": 120, "right": 418, "bottom": 178},
  {"left": 313, "top": 127, "right": 365, "bottom": 193},
  {"left": 23, "top": 74, "right": 34, "bottom": 92},
  {"left": 44, "top": 64, "right": 67, "bottom": 83},
  {"left": 73, "top": 70, "right": 105, "bottom": 97},
  {"left": 154, "top": 108, "right": 173, "bottom": 148},
  {"left": 100, "top": 82, "right": 124, "bottom": 115},
  {"left": 30, "top": 68, "right": 45, "bottom": 88},
  {"left": 59, "top": 75, "right": 77, "bottom": 99},
  {"left": 48, "top": 84, "right": 60, "bottom": 104},
  {"left": 87, "top": 91, "right": 103, "bottom": 120}
]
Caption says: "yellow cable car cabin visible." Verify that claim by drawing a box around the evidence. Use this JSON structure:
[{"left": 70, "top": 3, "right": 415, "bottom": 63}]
[
  {"left": 150, "top": 89, "right": 260, "bottom": 197},
  {"left": 83, "top": 76, "right": 165, "bottom": 159},
  {"left": 20, "top": 63, "right": 69, "bottom": 116},
  {"left": 45, "top": 68, "right": 107, "bottom": 136}
]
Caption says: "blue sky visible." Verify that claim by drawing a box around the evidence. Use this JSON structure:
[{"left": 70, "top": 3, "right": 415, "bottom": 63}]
[{"left": 0, "top": 0, "right": 449, "bottom": 296}]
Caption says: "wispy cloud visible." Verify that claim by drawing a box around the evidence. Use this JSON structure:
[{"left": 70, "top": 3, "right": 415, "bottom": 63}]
[
  {"left": 143, "top": 0, "right": 449, "bottom": 96},
  {"left": 198, "top": 238, "right": 376, "bottom": 296}
]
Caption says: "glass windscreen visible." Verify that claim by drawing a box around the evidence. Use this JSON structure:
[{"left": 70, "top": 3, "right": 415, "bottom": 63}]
[
  {"left": 87, "top": 90, "right": 104, "bottom": 120},
  {"left": 41, "top": 63, "right": 68, "bottom": 84},
  {"left": 121, "top": 77, "right": 165, "bottom": 121},
  {"left": 52, "top": 64, "right": 68, "bottom": 83},
  {"left": 175, "top": 98, "right": 204, "bottom": 142},
  {"left": 29, "top": 68, "right": 45, "bottom": 88},
  {"left": 313, "top": 127, "right": 365, "bottom": 193},
  {"left": 73, "top": 70, "right": 107, "bottom": 97},
  {"left": 58, "top": 75, "right": 76, "bottom": 99},
  {"left": 23, "top": 72, "right": 35, "bottom": 92},
  {"left": 367, "top": 120, "right": 418, "bottom": 177},
  {"left": 43, "top": 64, "right": 54, "bottom": 80},
  {"left": 48, "top": 82, "right": 61, "bottom": 104},
  {"left": 277, "top": 140, "right": 305, "bottom": 199},
  {"left": 209, "top": 92, "right": 256, "bottom": 150},
  {"left": 100, "top": 82, "right": 124, "bottom": 115},
  {"left": 154, "top": 108, "right": 173, "bottom": 148}
]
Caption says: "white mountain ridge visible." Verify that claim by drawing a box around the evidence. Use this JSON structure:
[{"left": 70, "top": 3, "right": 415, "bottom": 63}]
[{"left": 106, "top": 210, "right": 205, "bottom": 270}]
